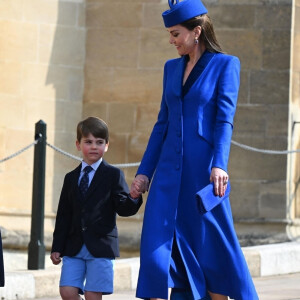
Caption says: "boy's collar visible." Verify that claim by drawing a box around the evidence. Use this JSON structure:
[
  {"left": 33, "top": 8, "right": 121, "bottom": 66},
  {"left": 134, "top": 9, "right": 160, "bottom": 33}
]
[{"left": 81, "top": 158, "right": 102, "bottom": 171}]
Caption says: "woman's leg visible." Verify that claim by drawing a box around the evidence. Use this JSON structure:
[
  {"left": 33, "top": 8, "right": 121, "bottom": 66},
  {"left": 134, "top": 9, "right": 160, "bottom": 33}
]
[{"left": 208, "top": 291, "right": 228, "bottom": 300}]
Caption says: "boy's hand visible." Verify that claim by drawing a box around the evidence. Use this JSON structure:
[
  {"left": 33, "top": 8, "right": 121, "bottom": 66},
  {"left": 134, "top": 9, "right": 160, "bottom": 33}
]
[
  {"left": 50, "top": 252, "right": 62, "bottom": 265},
  {"left": 130, "top": 179, "right": 143, "bottom": 199},
  {"left": 130, "top": 174, "right": 149, "bottom": 198}
]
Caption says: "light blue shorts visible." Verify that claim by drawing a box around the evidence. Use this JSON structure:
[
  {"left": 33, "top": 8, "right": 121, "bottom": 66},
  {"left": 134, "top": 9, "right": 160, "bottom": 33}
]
[{"left": 60, "top": 244, "right": 115, "bottom": 294}]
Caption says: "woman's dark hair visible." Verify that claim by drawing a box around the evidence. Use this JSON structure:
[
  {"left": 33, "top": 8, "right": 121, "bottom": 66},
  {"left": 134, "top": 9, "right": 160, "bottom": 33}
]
[{"left": 181, "top": 15, "right": 223, "bottom": 53}]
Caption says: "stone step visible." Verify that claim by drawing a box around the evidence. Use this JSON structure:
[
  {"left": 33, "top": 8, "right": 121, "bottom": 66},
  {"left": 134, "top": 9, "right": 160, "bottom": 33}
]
[{"left": 1, "top": 242, "right": 300, "bottom": 300}]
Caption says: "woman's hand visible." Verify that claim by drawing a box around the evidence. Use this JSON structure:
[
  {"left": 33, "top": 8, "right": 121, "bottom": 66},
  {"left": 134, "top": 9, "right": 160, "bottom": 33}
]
[
  {"left": 130, "top": 174, "right": 149, "bottom": 198},
  {"left": 130, "top": 178, "right": 143, "bottom": 199},
  {"left": 210, "top": 167, "right": 229, "bottom": 197}
]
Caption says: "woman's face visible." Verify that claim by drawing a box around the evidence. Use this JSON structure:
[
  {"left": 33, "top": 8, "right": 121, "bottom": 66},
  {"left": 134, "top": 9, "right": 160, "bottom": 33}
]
[{"left": 168, "top": 24, "right": 198, "bottom": 56}]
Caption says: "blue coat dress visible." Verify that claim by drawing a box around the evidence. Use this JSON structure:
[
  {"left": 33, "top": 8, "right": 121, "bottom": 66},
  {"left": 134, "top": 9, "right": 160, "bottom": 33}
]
[{"left": 135, "top": 51, "right": 258, "bottom": 300}]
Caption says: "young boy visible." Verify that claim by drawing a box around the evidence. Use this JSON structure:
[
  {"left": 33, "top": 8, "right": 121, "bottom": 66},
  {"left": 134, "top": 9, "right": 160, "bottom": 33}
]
[{"left": 50, "top": 117, "right": 143, "bottom": 300}]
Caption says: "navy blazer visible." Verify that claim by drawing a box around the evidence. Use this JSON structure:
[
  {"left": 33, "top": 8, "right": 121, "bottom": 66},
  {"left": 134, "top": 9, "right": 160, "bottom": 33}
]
[{"left": 51, "top": 160, "right": 142, "bottom": 258}]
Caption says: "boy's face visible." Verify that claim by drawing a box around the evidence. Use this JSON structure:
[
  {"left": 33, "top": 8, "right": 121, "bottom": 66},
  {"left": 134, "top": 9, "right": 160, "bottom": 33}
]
[{"left": 76, "top": 133, "right": 109, "bottom": 165}]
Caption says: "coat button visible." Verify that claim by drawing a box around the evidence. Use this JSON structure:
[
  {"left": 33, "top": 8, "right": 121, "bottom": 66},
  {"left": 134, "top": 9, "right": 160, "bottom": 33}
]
[
  {"left": 175, "top": 164, "right": 180, "bottom": 170},
  {"left": 177, "top": 131, "right": 181, "bottom": 137}
]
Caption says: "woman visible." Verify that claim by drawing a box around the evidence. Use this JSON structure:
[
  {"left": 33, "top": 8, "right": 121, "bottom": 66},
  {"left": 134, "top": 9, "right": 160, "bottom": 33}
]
[{"left": 131, "top": 0, "right": 258, "bottom": 299}]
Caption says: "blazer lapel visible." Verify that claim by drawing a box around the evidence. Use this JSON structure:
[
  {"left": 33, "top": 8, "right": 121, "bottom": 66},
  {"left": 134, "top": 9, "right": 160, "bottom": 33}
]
[
  {"left": 71, "top": 164, "right": 83, "bottom": 202},
  {"left": 85, "top": 160, "right": 107, "bottom": 200}
]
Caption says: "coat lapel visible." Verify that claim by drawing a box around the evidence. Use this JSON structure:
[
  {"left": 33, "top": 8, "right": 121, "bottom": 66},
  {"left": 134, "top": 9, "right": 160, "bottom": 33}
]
[
  {"left": 182, "top": 51, "right": 215, "bottom": 97},
  {"left": 172, "top": 56, "right": 186, "bottom": 98}
]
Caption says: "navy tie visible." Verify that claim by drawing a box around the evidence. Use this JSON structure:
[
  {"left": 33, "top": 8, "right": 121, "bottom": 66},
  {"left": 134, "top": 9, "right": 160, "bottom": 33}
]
[{"left": 79, "top": 166, "right": 93, "bottom": 197}]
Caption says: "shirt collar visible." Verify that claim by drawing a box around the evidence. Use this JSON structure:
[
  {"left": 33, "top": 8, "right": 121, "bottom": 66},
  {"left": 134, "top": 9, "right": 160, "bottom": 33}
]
[{"left": 81, "top": 158, "right": 102, "bottom": 172}]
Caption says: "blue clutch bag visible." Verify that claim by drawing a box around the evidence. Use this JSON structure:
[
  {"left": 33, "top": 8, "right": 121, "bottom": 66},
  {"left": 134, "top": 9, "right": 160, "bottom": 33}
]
[{"left": 196, "top": 181, "right": 231, "bottom": 214}]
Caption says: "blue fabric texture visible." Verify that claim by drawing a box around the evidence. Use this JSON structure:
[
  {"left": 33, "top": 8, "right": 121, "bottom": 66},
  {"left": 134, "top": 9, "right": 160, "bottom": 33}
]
[
  {"left": 162, "top": 0, "right": 208, "bottom": 27},
  {"left": 60, "top": 244, "right": 114, "bottom": 295},
  {"left": 135, "top": 52, "right": 259, "bottom": 300}
]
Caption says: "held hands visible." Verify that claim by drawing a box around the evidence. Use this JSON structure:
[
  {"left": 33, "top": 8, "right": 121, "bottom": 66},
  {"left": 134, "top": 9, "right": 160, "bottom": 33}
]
[
  {"left": 130, "top": 174, "right": 149, "bottom": 199},
  {"left": 210, "top": 167, "right": 229, "bottom": 197},
  {"left": 50, "top": 252, "right": 62, "bottom": 265}
]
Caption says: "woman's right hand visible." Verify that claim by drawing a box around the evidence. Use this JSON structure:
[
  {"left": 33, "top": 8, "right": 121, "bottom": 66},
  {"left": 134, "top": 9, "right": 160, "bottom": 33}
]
[{"left": 210, "top": 167, "right": 229, "bottom": 197}]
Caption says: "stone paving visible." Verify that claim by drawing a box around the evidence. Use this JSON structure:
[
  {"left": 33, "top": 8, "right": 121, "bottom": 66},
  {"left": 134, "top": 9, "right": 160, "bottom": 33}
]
[
  {"left": 3, "top": 244, "right": 300, "bottom": 300},
  {"left": 253, "top": 272, "right": 300, "bottom": 300},
  {"left": 26, "top": 272, "right": 300, "bottom": 300}
]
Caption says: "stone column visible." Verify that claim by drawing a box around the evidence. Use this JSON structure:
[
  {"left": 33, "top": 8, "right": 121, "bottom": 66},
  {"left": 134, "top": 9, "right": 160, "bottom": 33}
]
[
  {"left": 0, "top": 0, "right": 86, "bottom": 249},
  {"left": 287, "top": 0, "right": 300, "bottom": 239}
]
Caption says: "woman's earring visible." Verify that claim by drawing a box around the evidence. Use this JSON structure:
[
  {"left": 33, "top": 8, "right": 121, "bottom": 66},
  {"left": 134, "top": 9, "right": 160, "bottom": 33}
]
[{"left": 194, "top": 37, "right": 199, "bottom": 45}]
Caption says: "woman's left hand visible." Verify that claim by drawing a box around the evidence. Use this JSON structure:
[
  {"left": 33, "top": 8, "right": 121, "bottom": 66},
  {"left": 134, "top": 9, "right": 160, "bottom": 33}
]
[{"left": 210, "top": 167, "right": 229, "bottom": 197}]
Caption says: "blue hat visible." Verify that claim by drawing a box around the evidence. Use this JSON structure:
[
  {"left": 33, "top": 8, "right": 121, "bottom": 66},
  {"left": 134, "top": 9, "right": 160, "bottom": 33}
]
[{"left": 162, "top": 0, "right": 208, "bottom": 27}]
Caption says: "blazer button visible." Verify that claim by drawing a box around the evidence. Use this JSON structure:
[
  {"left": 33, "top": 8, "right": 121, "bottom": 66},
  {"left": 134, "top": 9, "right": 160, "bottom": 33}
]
[
  {"left": 177, "top": 131, "right": 181, "bottom": 137},
  {"left": 175, "top": 164, "right": 180, "bottom": 170}
]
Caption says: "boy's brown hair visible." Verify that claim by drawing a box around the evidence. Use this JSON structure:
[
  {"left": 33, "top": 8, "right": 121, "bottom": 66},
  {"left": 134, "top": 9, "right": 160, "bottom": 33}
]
[{"left": 77, "top": 117, "right": 109, "bottom": 143}]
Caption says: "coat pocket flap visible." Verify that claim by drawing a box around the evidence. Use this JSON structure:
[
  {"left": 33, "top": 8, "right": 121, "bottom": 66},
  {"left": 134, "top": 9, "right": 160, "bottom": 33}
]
[{"left": 197, "top": 118, "right": 214, "bottom": 146}]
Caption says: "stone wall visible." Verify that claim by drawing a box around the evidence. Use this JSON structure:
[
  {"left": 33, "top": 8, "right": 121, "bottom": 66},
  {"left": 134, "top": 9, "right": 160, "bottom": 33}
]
[
  {"left": 83, "top": 0, "right": 171, "bottom": 242},
  {"left": 0, "top": 0, "right": 299, "bottom": 251},
  {"left": 83, "top": 0, "right": 297, "bottom": 245},
  {"left": 210, "top": 0, "right": 292, "bottom": 243},
  {"left": 287, "top": 0, "right": 300, "bottom": 238},
  {"left": 0, "top": 0, "right": 85, "bottom": 244}
]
